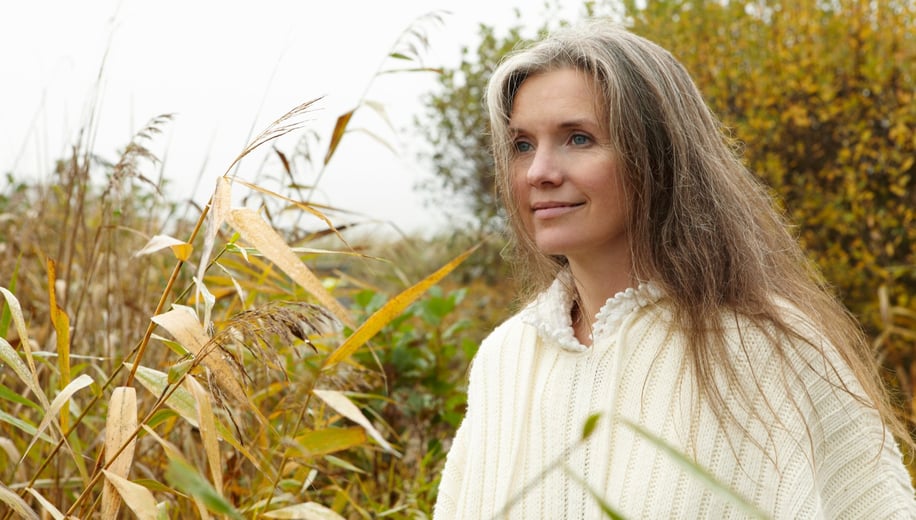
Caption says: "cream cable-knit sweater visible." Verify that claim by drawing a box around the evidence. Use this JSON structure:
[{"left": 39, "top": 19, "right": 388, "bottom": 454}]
[{"left": 434, "top": 277, "right": 916, "bottom": 519}]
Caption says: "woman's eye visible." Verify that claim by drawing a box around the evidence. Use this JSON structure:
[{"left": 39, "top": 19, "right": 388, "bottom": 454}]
[
  {"left": 514, "top": 141, "right": 533, "bottom": 153},
  {"left": 571, "top": 134, "right": 591, "bottom": 146}
]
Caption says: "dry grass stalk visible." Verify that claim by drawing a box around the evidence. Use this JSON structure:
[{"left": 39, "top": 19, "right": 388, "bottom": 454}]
[{"left": 214, "top": 300, "right": 340, "bottom": 377}]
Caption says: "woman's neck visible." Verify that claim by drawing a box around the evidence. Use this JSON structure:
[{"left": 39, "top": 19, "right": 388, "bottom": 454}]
[{"left": 568, "top": 258, "right": 633, "bottom": 347}]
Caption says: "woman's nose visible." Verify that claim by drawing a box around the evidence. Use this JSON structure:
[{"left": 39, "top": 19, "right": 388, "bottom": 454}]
[{"left": 526, "top": 147, "right": 563, "bottom": 187}]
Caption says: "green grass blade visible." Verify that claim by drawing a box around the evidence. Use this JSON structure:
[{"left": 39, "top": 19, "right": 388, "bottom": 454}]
[
  {"left": 0, "top": 255, "right": 19, "bottom": 338},
  {"left": 166, "top": 458, "right": 244, "bottom": 520},
  {"left": 0, "top": 409, "right": 51, "bottom": 442},
  {"left": 563, "top": 465, "right": 628, "bottom": 519},
  {"left": 0, "top": 381, "right": 43, "bottom": 412},
  {"left": 621, "top": 418, "right": 771, "bottom": 520}
]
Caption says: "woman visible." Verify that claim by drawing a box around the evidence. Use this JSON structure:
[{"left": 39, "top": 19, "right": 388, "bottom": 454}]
[{"left": 434, "top": 20, "right": 916, "bottom": 519}]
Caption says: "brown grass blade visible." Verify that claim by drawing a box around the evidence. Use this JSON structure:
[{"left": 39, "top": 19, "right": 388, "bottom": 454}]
[
  {"left": 196, "top": 176, "right": 233, "bottom": 287},
  {"left": 151, "top": 306, "right": 248, "bottom": 407},
  {"left": 312, "top": 389, "right": 399, "bottom": 456},
  {"left": 25, "top": 488, "right": 65, "bottom": 520},
  {"left": 324, "top": 109, "right": 354, "bottom": 165},
  {"left": 322, "top": 243, "right": 478, "bottom": 369},
  {"left": 261, "top": 502, "right": 346, "bottom": 519},
  {"left": 102, "top": 387, "right": 138, "bottom": 520},
  {"left": 21, "top": 374, "right": 93, "bottom": 463},
  {"left": 229, "top": 178, "right": 347, "bottom": 243},
  {"left": 0, "top": 482, "right": 39, "bottom": 520},
  {"left": 0, "top": 438, "right": 23, "bottom": 481},
  {"left": 102, "top": 470, "right": 158, "bottom": 520},
  {"left": 186, "top": 377, "right": 224, "bottom": 494},
  {"left": 226, "top": 208, "right": 353, "bottom": 328}
]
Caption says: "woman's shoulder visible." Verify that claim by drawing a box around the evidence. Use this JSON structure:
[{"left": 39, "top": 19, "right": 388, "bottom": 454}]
[{"left": 474, "top": 306, "right": 539, "bottom": 358}]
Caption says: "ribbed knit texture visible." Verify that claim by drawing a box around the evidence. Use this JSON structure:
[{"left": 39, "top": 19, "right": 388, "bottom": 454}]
[{"left": 434, "top": 277, "right": 916, "bottom": 519}]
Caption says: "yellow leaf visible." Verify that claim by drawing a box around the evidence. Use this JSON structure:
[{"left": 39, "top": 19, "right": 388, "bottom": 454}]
[
  {"left": 134, "top": 234, "right": 189, "bottom": 258},
  {"left": 226, "top": 208, "right": 353, "bottom": 327},
  {"left": 46, "top": 259, "right": 72, "bottom": 435},
  {"left": 128, "top": 363, "right": 271, "bottom": 479},
  {"left": 323, "top": 244, "right": 478, "bottom": 369},
  {"left": 170, "top": 243, "right": 194, "bottom": 261}
]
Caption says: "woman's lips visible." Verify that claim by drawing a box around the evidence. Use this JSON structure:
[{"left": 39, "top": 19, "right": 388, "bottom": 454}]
[{"left": 531, "top": 202, "right": 585, "bottom": 219}]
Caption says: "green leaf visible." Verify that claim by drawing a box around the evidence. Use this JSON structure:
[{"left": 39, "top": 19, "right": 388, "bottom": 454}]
[
  {"left": 166, "top": 458, "right": 244, "bottom": 520},
  {"left": 0, "top": 256, "right": 19, "bottom": 338},
  {"left": 0, "top": 337, "right": 48, "bottom": 412},
  {"left": 167, "top": 357, "right": 195, "bottom": 385},
  {"left": 127, "top": 363, "right": 200, "bottom": 428},
  {"left": 323, "top": 454, "right": 366, "bottom": 475},
  {"left": 0, "top": 381, "right": 42, "bottom": 412},
  {"left": 295, "top": 427, "right": 367, "bottom": 457},
  {"left": 0, "top": 409, "right": 51, "bottom": 443},
  {"left": 582, "top": 413, "right": 602, "bottom": 440}
]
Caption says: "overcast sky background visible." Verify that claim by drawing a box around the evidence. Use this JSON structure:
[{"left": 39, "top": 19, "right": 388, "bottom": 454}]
[{"left": 1, "top": 1, "right": 584, "bottom": 236}]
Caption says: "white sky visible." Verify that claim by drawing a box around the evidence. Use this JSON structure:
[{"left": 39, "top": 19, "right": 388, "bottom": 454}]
[{"left": 1, "top": 0, "right": 582, "bottom": 236}]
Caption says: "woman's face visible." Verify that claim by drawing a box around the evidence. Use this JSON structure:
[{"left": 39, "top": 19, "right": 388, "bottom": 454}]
[{"left": 509, "top": 67, "right": 629, "bottom": 271}]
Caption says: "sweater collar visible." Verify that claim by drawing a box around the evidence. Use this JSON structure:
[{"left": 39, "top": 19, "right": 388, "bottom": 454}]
[{"left": 520, "top": 271, "right": 663, "bottom": 353}]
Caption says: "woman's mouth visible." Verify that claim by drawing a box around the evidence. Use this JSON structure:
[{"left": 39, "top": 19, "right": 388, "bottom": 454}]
[{"left": 531, "top": 201, "right": 585, "bottom": 219}]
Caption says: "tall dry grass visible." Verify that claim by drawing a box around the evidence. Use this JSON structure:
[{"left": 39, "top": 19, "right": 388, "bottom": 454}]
[{"left": 0, "top": 12, "right": 484, "bottom": 519}]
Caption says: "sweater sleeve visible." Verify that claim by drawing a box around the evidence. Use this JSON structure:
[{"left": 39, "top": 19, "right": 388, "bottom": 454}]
[
  {"left": 798, "top": 347, "right": 916, "bottom": 518},
  {"left": 433, "top": 323, "right": 490, "bottom": 519},
  {"left": 433, "top": 413, "right": 468, "bottom": 519}
]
